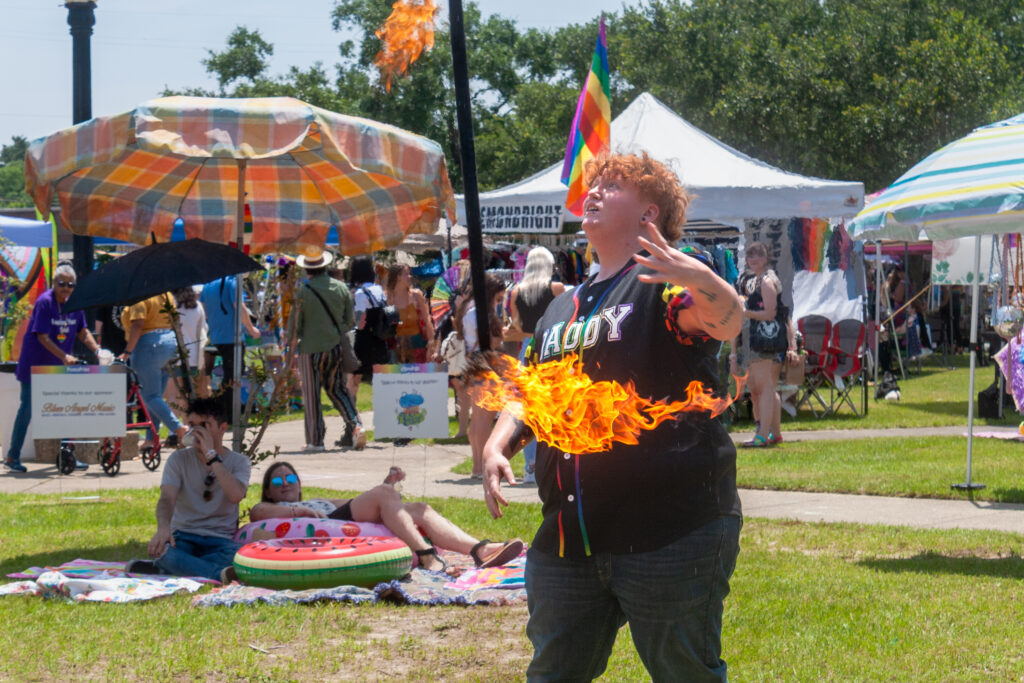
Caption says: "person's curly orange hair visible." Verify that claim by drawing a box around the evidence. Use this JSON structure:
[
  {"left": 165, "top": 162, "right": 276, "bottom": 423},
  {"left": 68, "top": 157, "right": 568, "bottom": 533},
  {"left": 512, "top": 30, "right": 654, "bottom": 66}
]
[{"left": 584, "top": 152, "right": 691, "bottom": 242}]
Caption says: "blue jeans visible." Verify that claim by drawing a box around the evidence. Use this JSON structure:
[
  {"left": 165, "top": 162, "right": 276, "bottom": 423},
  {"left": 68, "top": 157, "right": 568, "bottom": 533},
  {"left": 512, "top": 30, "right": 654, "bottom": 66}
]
[
  {"left": 6, "top": 380, "right": 32, "bottom": 463},
  {"left": 155, "top": 530, "right": 241, "bottom": 581},
  {"left": 525, "top": 515, "right": 742, "bottom": 682},
  {"left": 131, "top": 330, "right": 182, "bottom": 441}
]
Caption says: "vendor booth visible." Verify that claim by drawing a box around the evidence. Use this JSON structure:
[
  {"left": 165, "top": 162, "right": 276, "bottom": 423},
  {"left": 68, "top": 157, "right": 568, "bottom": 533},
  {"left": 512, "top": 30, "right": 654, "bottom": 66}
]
[{"left": 0, "top": 214, "right": 56, "bottom": 462}]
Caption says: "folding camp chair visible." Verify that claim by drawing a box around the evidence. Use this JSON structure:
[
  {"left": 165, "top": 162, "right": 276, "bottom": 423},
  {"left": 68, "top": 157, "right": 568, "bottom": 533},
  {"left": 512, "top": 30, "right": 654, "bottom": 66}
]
[
  {"left": 826, "top": 319, "right": 867, "bottom": 416},
  {"left": 794, "top": 315, "right": 832, "bottom": 417}
]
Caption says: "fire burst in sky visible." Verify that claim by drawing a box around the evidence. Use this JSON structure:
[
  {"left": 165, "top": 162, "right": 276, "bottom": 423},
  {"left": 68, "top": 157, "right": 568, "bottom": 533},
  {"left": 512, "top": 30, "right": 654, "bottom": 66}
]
[
  {"left": 373, "top": 0, "right": 438, "bottom": 92},
  {"left": 468, "top": 353, "right": 744, "bottom": 455}
]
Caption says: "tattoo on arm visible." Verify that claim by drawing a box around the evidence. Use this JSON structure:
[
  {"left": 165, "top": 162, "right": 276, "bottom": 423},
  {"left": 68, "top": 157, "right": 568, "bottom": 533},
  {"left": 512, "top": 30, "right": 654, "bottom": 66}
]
[
  {"left": 697, "top": 287, "right": 718, "bottom": 303},
  {"left": 506, "top": 418, "right": 535, "bottom": 456},
  {"left": 718, "top": 304, "right": 737, "bottom": 327}
]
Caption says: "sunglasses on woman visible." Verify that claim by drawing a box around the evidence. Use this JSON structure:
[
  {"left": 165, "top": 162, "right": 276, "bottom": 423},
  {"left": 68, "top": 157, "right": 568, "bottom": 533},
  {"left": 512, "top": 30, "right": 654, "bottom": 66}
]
[{"left": 270, "top": 474, "right": 298, "bottom": 487}]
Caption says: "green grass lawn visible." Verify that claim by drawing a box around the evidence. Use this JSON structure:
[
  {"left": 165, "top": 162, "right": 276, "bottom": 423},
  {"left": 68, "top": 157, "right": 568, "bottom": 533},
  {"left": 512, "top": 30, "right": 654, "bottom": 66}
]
[
  {"left": 4, "top": 488, "right": 1024, "bottom": 680},
  {"left": 738, "top": 435, "right": 1024, "bottom": 503}
]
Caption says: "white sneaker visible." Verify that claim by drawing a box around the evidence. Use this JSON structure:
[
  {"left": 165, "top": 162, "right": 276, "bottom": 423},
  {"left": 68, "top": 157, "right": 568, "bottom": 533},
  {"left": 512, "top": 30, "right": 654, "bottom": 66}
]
[
  {"left": 522, "top": 470, "right": 536, "bottom": 484},
  {"left": 303, "top": 444, "right": 326, "bottom": 453},
  {"left": 352, "top": 427, "right": 367, "bottom": 451}
]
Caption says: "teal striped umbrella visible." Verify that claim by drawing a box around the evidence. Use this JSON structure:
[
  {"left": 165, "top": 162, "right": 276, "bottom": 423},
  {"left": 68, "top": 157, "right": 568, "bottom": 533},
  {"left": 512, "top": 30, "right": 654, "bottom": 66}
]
[
  {"left": 850, "top": 113, "right": 1024, "bottom": 241},
  {"left": 851, "top": 112, "right": 1024, "bottom": 492}
]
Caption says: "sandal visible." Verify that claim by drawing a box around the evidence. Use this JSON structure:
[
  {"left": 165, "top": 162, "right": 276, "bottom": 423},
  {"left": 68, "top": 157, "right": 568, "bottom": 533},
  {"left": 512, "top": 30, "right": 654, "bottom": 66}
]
[
  {"left": 740, "top": 434, "right": 768, "bottom": 448},
  {"left": 414, "top": 546, "right": 448, "bottom": 572},
  {"left": 768, "top": 433, "right": 783, "bottom": 445},
  {"left": 470, "top": 538, "right": 525, "bottom": 568}
]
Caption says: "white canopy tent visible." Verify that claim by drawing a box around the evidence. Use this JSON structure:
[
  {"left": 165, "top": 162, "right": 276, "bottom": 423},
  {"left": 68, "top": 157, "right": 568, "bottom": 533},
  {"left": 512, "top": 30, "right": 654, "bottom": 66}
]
[{"left": 456, "top": 92, "right": 864, "bottom": 231}]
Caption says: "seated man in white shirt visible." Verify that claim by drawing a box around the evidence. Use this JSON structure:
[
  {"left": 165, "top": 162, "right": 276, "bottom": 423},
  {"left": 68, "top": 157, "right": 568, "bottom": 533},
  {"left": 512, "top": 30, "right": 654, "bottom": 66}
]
[{"left": 129, "top": 397, "right": 251, "bottom": 583}]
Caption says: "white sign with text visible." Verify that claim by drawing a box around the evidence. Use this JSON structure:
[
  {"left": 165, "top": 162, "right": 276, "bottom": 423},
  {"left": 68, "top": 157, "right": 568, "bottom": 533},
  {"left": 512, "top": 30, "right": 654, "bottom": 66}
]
[
  {"left": 31, "top": 365, "right": 127, "bottom": 438},
  {"left": 371, "top": 364, "right": 450, "bottom": 439}
]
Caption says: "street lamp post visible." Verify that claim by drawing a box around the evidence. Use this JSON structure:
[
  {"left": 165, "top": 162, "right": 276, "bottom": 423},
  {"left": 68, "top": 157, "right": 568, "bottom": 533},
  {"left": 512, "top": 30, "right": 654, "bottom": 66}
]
[{"left": 65, "top": 0, "right": 96, "bottom": 283}]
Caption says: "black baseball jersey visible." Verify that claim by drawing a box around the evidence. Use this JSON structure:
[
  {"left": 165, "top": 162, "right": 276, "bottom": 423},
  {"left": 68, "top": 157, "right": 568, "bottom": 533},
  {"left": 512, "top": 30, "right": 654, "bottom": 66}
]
[{"left": 530, "top": 257, "right": 742, "bottom": 558}]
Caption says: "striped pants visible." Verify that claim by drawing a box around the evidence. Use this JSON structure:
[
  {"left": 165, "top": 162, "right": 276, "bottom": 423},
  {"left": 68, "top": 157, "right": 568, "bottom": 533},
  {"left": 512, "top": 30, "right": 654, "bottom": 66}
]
[{"left": 300, "top": 343, "right": 361, "bottom": 447}]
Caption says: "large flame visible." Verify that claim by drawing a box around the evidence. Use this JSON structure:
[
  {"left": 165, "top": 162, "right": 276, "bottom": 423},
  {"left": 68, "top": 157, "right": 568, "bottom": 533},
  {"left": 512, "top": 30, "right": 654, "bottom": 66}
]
[
  {"left": 373, "top": 0, "right": 438, "bottom": 92},
  {"left": 468, "top": 353, "right": 745, "bottom": 455}
]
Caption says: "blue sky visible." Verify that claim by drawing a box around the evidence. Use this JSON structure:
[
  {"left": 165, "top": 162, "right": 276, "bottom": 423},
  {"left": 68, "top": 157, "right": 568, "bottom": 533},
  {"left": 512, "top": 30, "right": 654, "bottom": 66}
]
[{"left": 0, "top": 0, "right": 628, "bottom": 147}]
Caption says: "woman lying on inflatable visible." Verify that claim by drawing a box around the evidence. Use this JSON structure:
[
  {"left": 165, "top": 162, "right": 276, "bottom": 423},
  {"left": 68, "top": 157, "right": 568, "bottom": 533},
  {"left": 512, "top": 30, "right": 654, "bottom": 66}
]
[{"left": 250, "top": 461, "right": 523, "bottom": 572}]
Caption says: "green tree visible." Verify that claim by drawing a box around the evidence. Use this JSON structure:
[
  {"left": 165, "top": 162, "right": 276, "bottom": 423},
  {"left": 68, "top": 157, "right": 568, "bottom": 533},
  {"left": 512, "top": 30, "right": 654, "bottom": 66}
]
[
  {"left": 616, "top": 0, "right": 1023, "bottom": 191},
  {"left": 203, "top": 26, "right": 275, "bottom": 92},
  {"left": 0, "top": 136, "right": 32, "bottom": 208},
  {"left": 0, "top": 136, "right": 28, "bottom": 166}
]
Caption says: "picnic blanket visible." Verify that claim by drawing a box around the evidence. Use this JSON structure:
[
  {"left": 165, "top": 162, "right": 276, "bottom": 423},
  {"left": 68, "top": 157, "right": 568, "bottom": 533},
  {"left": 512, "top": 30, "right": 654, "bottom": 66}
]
[
  {"left": 192, "top": 548, "right": 527, "bottom": 608},
  {"left": 2, "top": 558, "right": 212, "bottom": 603},
  {"left": 2, "top": 551, "right": 527, "bottom": 607},
  {"left": 1, "top": 572, "right": 205, "bottom": 603}
]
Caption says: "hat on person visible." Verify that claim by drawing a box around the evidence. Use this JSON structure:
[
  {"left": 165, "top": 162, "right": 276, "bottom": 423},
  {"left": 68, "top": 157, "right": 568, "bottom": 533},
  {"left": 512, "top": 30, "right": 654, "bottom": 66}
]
[{"left": 296, "top": 251, "right": 333, "bottom": 269}]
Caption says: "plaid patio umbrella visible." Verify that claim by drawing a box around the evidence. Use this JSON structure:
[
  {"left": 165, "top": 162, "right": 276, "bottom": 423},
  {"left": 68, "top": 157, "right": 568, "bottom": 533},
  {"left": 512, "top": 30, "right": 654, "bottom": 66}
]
[{"left": 24, "top": 96, "right": 456, "bottom": 255}]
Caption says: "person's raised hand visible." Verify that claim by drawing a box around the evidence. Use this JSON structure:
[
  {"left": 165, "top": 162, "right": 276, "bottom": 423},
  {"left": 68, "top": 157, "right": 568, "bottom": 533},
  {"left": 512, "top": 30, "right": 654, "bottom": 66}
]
[
  {"left": 192, "top": 426, "right": 215, "bottom": 461},
  {"left": 634, "top": 222, "right": 712, "bottom": 288}
]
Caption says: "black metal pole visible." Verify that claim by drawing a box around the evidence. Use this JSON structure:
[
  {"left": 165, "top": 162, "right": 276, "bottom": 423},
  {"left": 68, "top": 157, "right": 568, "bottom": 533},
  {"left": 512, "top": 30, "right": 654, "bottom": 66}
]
[
  {"left": 67, "top": 1, "right": 96, "bottom": 285},
  {"left": 448, "top": 0, "right": 490, "bottom": 351}
]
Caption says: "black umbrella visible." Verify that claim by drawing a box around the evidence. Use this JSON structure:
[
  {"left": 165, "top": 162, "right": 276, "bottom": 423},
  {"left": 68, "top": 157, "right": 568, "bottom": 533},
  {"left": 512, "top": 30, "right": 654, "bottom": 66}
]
[{"left": 65, "top": 239, "right": 263, "bottom": 312}]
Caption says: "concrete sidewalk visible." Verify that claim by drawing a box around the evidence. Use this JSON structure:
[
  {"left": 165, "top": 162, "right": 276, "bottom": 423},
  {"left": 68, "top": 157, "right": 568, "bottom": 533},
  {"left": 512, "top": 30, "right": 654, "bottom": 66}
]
[{"left": 3, "top": 416, "right": 1022, "bottom": 535}]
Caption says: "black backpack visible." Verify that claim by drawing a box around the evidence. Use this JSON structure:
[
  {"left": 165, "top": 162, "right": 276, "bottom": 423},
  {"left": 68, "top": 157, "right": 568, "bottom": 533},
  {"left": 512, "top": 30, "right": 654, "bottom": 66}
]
[{"left": 360, "top": 286, "right": 400, "bottom": 340}]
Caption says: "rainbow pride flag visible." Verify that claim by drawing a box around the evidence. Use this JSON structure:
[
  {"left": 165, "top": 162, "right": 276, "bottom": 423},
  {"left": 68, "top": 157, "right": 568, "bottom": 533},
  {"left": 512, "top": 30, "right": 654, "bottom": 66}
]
[
  {"left": 789, "top": 217, "right": 831, "bottom": 272},
  {"left": 560, "top": 17, "right": 611, "bottom": 216}
]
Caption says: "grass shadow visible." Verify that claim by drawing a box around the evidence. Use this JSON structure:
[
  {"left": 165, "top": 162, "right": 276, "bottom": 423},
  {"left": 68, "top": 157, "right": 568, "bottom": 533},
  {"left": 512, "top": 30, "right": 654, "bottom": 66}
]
[
  {"left": 981, "top": 487, "right": 1024, "bottom": 504},
  {"left": 857, "top": 551, "right": 1024, "bottom": 579},
  {"left": 0, "top": 542, "right": 148, "bottom": 578}
]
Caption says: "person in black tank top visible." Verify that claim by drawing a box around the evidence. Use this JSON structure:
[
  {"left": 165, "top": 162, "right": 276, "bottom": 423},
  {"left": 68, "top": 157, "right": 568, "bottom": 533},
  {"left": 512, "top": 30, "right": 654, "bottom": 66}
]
[
  {"left": 479, "top": 153, "right": 745, "bottom": 681},
  {"left": 507, "top": 247, "right": 567, "bottom": 483}
]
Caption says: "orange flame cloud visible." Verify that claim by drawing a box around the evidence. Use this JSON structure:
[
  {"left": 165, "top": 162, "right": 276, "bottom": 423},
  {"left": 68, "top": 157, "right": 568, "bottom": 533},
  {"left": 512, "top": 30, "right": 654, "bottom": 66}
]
[
  {"left": 373, "top": 0, "right": 438, "bottom": 92},
  {"left": 468, "top": 354, "right": 745, "bottom": 455}
]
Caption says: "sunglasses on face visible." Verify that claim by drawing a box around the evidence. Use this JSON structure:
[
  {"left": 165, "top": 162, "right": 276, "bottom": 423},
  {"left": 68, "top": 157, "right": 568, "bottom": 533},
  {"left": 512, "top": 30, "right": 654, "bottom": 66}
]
[
  {"left": 270, "top": 474, "right": 298, "bottom": 487},
  {"left": 55, "top": 280, "right": 76, "bottom": 288}
]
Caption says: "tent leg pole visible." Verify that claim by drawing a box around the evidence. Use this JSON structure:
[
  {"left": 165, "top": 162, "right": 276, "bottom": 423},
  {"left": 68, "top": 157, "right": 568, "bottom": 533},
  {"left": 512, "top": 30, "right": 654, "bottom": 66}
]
[
  {"left": 231, "top": 159, "right": 246, "bottom": 453},
  {"left": 874, "top": 241, "right": 881, "bottom": 386},
  {"left": 891, "top": 318, "right": 906, "bottom": 379},
  {"left": 953, "top": 234, "right": 984, "bottom": 491}
]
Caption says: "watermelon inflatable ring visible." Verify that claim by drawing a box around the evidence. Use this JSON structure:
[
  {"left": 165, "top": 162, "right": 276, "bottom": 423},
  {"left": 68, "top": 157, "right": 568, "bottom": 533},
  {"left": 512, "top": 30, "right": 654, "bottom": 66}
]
[
  {"left": 233, "top": 536, "right": 414, "bottom": 589},
  {"left": 234, "top": 517, "right": 395, "bottom": 544}
]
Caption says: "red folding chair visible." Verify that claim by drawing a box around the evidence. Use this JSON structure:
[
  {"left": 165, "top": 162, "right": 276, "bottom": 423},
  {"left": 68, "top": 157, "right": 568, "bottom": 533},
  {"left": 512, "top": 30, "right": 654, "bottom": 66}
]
[
  {"left": 795, "top": 315, "right": 833, "bottom": 417},
  {"left": 826, "top": 319, "right": 867, "bottom": 415}
]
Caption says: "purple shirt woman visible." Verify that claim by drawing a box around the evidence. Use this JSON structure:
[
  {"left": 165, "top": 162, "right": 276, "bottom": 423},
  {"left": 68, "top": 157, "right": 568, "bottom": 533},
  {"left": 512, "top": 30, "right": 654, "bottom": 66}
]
[{"left": 4, "top": 262, "right": 99, "bottom": 473}]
